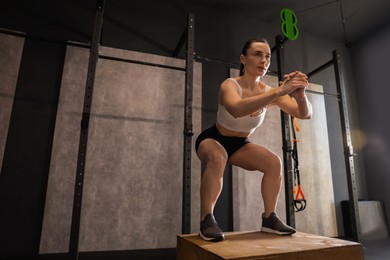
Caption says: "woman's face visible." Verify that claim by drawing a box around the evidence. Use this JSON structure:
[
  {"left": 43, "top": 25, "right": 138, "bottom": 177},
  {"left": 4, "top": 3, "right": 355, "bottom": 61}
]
[{"left": 240, "top": 42, "right": 271, "bottom": 77}]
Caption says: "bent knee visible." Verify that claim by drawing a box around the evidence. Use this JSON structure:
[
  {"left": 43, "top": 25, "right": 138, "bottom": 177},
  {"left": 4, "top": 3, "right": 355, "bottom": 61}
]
[
  {"left": 271, "top": 154, "right": 282, "bottom": 168},
  {"left": 205, "top": 151, "right": 228, "bottom": 170},
  {"left": 264, "top": 154, "right": 282, "bottom": 177}
]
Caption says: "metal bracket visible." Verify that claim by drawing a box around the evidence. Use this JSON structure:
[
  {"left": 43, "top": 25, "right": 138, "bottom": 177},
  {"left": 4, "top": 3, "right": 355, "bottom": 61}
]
[
  {"left": 182, "top": 13, "right": 195, "bottom": 234},
  {"left": 333, "top": 50, "right": 361, "bottom": 242}
]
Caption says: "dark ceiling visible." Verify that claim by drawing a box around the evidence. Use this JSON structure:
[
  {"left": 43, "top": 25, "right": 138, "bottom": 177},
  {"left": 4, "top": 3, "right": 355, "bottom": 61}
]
[
  {"left": 1, "top": 0, "right": 390, "bottom": 46},
  {"left": 184, "top": 0, "right": 390, "bottom": 44}
]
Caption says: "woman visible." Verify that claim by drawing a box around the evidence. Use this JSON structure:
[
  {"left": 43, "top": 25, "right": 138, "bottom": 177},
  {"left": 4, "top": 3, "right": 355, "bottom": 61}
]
[{"left": 195, "top": 38, "right": 312, "bottom": 241}]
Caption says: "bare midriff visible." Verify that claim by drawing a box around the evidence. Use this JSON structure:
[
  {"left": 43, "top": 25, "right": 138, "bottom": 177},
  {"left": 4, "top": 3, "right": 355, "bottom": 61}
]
[{"left": 215, "top": 122, "right": 250, "bottom": 138}]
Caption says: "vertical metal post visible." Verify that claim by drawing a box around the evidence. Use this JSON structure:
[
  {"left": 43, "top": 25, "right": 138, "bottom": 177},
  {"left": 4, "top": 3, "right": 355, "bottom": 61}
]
[
  {"left": 275, "top": 35, "right": 295, "bottom": 227},
  {"left": 333, "top": 50, "right": 361, "bottom": 242},
  {"left": 68, "top": 1, "right": 105, "bottom": 259},
  {"left": 182, "top": 13, "right": 195, "bottom": 234}
]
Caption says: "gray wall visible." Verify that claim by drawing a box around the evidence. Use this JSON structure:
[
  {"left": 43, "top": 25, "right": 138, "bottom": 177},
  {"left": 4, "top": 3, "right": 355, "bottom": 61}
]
[{"left": 352, "top": 24, "right": 390, "bottom": 233}]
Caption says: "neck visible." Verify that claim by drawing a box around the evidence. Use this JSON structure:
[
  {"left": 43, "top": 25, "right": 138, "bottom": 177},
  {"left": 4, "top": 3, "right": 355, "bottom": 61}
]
[{"left": 240, "top": 73, "right": 261, "bottom": 89}]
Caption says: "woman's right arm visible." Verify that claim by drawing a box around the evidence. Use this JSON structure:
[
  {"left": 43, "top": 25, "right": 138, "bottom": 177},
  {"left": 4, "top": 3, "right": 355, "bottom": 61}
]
[{"left": 219, "top": 81, "right": 280, "bottom": 118}]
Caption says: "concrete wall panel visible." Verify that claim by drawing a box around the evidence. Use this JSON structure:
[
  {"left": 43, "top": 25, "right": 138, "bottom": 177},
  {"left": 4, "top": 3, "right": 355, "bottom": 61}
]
[
  {"left": 0, "top": 33, "right": 24, "bottom": 173},
  {"left": 40, "top": 46, "right": 201, "bottom": 253}
]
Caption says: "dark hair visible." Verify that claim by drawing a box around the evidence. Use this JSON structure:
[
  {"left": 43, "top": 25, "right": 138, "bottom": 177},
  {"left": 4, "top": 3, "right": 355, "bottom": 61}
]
[{"left": 239, "top": 38, "right": 269, "bottom": 76}]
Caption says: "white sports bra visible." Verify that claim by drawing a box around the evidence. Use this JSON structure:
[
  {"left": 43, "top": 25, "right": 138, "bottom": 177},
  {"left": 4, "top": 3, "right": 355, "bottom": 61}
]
[{"left": 216, "top": 78, "right": 271, "bottom": 134}]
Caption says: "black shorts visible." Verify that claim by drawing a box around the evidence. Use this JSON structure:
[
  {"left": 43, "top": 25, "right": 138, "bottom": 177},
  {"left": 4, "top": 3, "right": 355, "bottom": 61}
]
[{"left": 195, "top": 124, "right": 250, "bottom": 158}]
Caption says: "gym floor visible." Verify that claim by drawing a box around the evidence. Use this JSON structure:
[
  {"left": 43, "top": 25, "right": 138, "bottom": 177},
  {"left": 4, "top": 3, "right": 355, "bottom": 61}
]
[{"left": 362, "top": 238, "right": 390, "bottom": 260}]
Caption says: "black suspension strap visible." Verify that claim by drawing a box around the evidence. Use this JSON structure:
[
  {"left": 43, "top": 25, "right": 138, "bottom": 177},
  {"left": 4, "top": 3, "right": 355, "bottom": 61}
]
[{"left": 291, "top": 116, "right": 306, "bottom": 212}]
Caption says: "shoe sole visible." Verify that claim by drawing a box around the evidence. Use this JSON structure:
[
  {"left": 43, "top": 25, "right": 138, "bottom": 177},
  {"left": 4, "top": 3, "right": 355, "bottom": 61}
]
[
  {"left": 199, "top": 232, "right": 225, "bottom": 242},
  {"left": 261, "top": 227, "right": 296, "bottom": 235}
]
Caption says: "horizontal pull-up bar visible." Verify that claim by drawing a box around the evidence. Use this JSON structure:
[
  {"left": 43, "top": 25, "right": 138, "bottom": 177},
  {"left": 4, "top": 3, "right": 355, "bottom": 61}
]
[
  {"left": 173, "top": 27, "right": 188, "bottom": 58},
  {"left": 306, "top": 89, "right": 338, "bottom": 98},
  {"left": 95, "top": 53, "right": 340, "bottom": 98},
  {"left": 99, "top": 54, "right": 186, "bottom": 71},
  {"left": 195, "top": 54, "right": 240, "bottom": 68}
]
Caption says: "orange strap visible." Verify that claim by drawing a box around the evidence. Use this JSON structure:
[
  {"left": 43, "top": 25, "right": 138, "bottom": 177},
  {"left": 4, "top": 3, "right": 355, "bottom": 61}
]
[
  {"left": 294, "top": 185, "right": 305, "bottom": 200},
  {"left": 293, "top": 117, "right": 300, "bottom": 132},
  {"left": 292, "top": 117, "right": 300, "bottom": 143}
]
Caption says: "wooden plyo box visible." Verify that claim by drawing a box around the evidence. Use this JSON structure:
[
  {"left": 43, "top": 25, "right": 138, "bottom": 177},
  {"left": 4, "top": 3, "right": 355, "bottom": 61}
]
[{"left": 177, "top": 231, "right": 363, "bottom": 260}]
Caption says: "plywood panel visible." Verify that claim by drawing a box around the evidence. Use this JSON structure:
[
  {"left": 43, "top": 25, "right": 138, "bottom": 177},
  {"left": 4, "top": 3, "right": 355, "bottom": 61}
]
[{"left": 177, "top": 231, "right": 363, "bottom": 260}]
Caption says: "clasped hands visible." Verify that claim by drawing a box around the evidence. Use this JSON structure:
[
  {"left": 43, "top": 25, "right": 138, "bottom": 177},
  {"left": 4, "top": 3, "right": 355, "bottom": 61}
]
[{"left": 279, "top": 71, "right": 309, "bottom": 100}]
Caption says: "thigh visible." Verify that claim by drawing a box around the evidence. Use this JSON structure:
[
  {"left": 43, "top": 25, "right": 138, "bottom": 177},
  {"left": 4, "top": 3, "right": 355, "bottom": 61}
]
[
  {"left": 197, "top": 138, "right": 228, "bottom": 164},
  {"left": 229, "top": 143, "right": 280, "bottom": 172}
]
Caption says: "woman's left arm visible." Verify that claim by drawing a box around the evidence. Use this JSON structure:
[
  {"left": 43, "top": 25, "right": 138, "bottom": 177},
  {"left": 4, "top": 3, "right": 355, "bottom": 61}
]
[{"left": 272, "top": 93, "right": 312, "bottom": 119}]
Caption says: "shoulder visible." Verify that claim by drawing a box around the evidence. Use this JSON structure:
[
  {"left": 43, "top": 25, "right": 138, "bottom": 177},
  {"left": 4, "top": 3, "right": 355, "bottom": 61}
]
[
  {"left": 221, "top": 77, "right": 239, "bottom": 86},
  {"left": 220, "top": 78, "right": 242, "bottom": 97},
  {"left": 220, "top": 78, "right": 240, "bottom": 91}
]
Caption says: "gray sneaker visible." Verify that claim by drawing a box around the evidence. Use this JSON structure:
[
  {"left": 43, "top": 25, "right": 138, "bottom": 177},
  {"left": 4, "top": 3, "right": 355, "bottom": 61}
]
[
  {"left": 199, "top": 214, "right": 225, "bottom": 242},
  {"left": 261, "top": 212, "right": 296, "bottom": 235}
]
